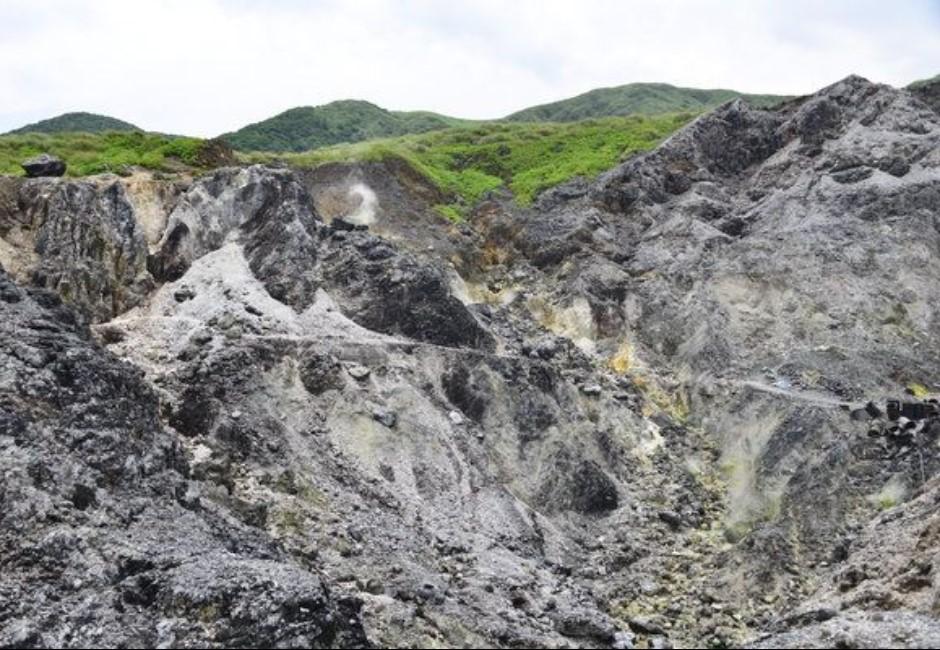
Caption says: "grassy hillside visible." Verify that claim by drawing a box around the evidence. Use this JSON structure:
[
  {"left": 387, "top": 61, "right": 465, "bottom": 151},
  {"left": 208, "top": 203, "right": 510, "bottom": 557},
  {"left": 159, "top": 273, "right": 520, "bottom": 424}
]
[
  {"left": 6, "top": 112, "right": 140, "bottom": 135},
  {"left": 242, "top": 112, "right": 694, "bottom": 216},
  {"left": 0, "top": 131, "right": 210, "bottom": 176},
  {"left": 221, "top": 83, "right": 791, "bottom": 152},
  {"left": 0, "top": 112, "right": 693, "bottom": 219},
  {"left": 908, "top": 73, "right": 940, "bottom": 114},
  {"left": 907, "top": 73, "right": 940, "bottom": 89},
  {"left": 222, "top": 100, "right": 474, "bottom": 152},
  {"left": 506, "top": 82, "right": 791, "bottom": 122}
]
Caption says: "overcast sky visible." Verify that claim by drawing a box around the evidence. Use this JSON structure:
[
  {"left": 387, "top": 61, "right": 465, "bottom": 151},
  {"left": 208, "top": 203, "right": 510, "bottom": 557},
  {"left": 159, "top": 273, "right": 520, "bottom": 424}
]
[{"left": 1, "top": 0, "right": 938, "bottom": 136}]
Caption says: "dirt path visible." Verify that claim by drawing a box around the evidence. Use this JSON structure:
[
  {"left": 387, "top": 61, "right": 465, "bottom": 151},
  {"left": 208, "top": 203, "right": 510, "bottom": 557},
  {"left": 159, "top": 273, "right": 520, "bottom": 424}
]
[{"left": 737, "top": 379, "right": 853, "bottom": 409}]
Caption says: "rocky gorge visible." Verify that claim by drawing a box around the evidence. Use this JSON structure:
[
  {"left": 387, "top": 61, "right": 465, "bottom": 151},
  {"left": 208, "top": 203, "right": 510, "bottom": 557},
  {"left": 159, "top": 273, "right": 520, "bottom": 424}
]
[{"left": 1, "top": 75, "right": 940, "bottom": 648}]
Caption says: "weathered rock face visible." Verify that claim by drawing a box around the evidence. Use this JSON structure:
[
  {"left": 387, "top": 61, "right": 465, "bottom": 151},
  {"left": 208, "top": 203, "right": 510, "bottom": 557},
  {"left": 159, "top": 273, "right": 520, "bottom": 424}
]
[
  {"left": 2, "top": 75, "right": 940, "bottom": 649},
  {"left": 98, "top": 233, "right": 677, "bottom": 646},
  {"left": 21, "top": 153, "right": 66, "bottom": 178},
  {"left": 150, "top": 165, "right": 493, "bottom": 349},
  {"left": 0, "top": 177, "right": 154, "bottom": 322},
  {"left": 315, "top": 224, "right": 495, "bottom": 349},
  {"left": 0, "top": 269, "right": 367, "bottom": 648},
  {"left": 753, "top": 475, "right": 940, "bottom": 648},
  {"left": 497, "top": 74, "right": 940, "bottom": 642},
  {"left": 149, "top": 166, "right": 319, "bottom": 284}
]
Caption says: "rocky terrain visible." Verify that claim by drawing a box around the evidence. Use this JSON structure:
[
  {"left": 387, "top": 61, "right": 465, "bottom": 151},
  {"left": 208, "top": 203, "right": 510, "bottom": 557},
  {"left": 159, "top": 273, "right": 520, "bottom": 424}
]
[{"left": 1, "top": 75, "right": 939, "bottom": 648}]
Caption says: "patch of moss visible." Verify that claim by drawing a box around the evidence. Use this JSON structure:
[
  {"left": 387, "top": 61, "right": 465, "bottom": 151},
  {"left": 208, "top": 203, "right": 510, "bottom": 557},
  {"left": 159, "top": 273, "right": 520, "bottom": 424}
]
[
  {"left": 722, "top": 493, "right": 782, "bottom": 542},
  {"left": 296, "top": 482, "right": 328, "bottom": 509},
  {"left": 433, "top": 203, "right": 464, "bottom": 224},
  {"left": 273, "top": 507, "right": 308, "bottom": 535},
  {"left": 877, "top": 495, "right": 899, "bottom": 510},
  {"left": 867, "top": 477, "right": 907, "bottom": 511}
]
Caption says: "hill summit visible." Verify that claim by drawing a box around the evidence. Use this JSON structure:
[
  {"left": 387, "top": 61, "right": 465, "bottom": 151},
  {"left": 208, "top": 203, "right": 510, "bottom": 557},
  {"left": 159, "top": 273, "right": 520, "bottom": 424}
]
[
  {"left": 505, "top": 81, "right": 792, "bottom": 122},
  {"left": 6, "top": 111, "right": 140, "bottom": 135},
  {"left": 221, "top": 99, "right": 470, "bottom": 152}
]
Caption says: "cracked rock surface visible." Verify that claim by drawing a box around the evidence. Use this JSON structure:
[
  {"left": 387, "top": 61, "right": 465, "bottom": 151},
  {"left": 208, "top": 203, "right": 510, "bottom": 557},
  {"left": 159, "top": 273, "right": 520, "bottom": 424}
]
[{"left": 2, "top": 75, "right": 940, "bottom": 648}]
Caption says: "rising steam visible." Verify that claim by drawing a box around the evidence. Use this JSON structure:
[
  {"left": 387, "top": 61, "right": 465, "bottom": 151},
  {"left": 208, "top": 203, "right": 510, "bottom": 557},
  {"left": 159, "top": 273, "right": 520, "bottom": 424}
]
[{"left": 343, "top": 182, "right": 378, "bottom": 226}]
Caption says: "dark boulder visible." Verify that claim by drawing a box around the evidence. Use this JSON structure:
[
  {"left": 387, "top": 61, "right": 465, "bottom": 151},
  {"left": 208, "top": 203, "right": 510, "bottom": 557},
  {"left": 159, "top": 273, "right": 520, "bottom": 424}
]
[
  {"left": 299, "top": 352, "right": 345, "bottom": 395},
  {"left": 317, "top": 230, "right": 495, "bottom": 350},
  {"left": 21, "top": 153, "right": 66, "bottom": 178},
  {"left": 537, "top": 452, "right": 620, "bottom": 515}
]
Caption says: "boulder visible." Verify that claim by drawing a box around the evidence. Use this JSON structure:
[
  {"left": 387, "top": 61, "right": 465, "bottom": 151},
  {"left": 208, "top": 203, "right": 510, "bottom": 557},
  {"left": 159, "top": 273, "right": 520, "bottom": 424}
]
[{"left": 21, "top": 153, "right": 66, "bottom": 177}]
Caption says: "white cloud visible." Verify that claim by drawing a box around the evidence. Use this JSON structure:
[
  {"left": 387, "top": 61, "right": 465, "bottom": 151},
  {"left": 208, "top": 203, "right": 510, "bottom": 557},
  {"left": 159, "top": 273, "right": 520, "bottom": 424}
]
[{"left": 0, "top": 0, "right": 937, "bottom": 136}]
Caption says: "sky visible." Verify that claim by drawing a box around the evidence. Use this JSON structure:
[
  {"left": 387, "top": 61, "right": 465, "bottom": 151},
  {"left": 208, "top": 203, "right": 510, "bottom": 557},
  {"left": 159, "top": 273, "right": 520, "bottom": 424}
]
[{"left": 1, "top": 0, "right": 938, "bottom": 136}]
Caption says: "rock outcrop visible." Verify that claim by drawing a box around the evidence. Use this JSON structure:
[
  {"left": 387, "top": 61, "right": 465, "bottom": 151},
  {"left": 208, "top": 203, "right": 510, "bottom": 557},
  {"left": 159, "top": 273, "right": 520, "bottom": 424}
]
[
  {"left": 0, "top": 269, "right": 367, "bottom": 648},
  {"left": 0, "top": 177, "right": 154, "bottom": 322},
  {"left": 2, "top": 75, "right": 940, "bottom": 648},
  {"left": 502, "top": 75, "right": 940, "bottom": 642}
]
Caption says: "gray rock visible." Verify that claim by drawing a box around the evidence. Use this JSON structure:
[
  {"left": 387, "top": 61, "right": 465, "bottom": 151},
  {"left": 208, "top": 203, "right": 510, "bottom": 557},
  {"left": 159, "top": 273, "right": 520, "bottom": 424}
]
[
  {"left": 552, "top": 606, "right": 617, "bottom": 642},
  {"left": 5, "top": 178, "right": 153, "bottom": 321},
  {"left": 649, "top": 636, "right": 673, "bottom": 650},
  {"left": 3, "top": 74, "right": 940, "bottom": 650},
  {"left": 372, "top": 408, "right": 397, "bottom": 428},
  {"left": 658, "top": 510, "right": 684, "bottom": 530},
  {"left": 22, "top": 153, "right": 66, "bottom": 177},
  {"left": 0, "top": 269, "right": 367, "bottom": 648},
  {"left": 173, "top": 286, "right": 196, "bottom": 302},
  {"left": 629, "top": 616, "right": 667, "bottom": 635},
  {"left": 346, "top": 363, "right": 371, "bottom": 380},
  {"left": 613, "top": 630, "right": 637, "bottom": 649},
  {"left": 300, "top": 352, "right": 344, "bottom": 395}
]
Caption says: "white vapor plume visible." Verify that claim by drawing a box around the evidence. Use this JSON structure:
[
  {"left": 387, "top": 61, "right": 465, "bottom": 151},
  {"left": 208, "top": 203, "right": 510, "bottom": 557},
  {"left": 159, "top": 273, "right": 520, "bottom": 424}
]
[{"left": 344, "top": 183, "right": 378, "bottom": 226}]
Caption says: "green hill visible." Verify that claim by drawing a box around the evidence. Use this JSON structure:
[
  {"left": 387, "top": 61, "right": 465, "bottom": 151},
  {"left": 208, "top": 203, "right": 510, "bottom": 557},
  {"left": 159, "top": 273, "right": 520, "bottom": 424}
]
[
  {"left": 241, "top": 112, "right": 694, "bottom": 214},
  {"left": 908, "top": 73, "right": 940, "bottom": 114},
  {"left": 220, "top": 85, "right": 795, "bottom": 153},
  {"left": 6, "top": 112, "right": 140, "bottom": 135},
  {"left": 222, "top": 100, "right": 473, "bottom": 152},
  {"left": 907, "top": 73, "right": 940, "bottom": 89},
  {"left": 505, "top": 82, "right": 792, "bottom": 122}
]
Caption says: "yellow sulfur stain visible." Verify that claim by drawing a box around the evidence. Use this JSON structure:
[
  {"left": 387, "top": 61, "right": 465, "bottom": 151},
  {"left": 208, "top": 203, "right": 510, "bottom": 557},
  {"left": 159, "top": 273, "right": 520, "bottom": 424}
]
[{"left": 607, "top": 340, "right": 633, "bottom": 374}]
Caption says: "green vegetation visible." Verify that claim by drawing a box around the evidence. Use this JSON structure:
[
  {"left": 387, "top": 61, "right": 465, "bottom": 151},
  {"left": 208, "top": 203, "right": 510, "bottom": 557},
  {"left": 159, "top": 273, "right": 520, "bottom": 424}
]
[
  {"left": 505, "top": 82, "right": 792, "bottom": 122},
  {"left": 907, "top": 73, "right": 940, "bottom": 89},
  {"left": 907, "top": 73, "right": 940, "bottom": 114},
  {"left": 242, "top": 112, "right": 693, "bottom": 212},
  {"left": 6, "top": 111, "right": 140, "bottom": 135},
  {"left": 221, "top": 83, "right": 790, "bottom": 152},
  {"left": 0, "top": 110, "right": 693, "bottom": 216},
  {"left": 222, "top": 99, "right": 474, "bottom": 152},
  {"left": 0, "top": 131, "right": 208, "bottom": 176},
  {"left": 433, "top": 204, "right": 464, "bottom": 223}
]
